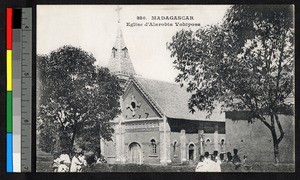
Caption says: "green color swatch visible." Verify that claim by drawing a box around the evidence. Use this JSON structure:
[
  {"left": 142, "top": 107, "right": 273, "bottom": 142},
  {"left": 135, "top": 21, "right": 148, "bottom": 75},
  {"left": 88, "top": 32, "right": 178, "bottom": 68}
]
[{"left": 7, "top": 91, "right": 12, "bottom": 133}]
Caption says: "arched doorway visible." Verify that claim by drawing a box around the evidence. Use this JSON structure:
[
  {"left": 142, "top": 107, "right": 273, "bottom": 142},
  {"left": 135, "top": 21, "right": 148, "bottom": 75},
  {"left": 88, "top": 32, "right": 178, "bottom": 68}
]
[
  {"left": 128, "top": 142, "right": 142, "bottom": 164},
  {"left": 188, "top": 144, "right": 195, "bottom": 161}
]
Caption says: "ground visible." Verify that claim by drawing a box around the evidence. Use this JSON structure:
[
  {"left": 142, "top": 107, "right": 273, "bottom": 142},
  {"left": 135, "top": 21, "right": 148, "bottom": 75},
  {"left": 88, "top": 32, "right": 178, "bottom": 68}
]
[{"left": 36, "top": 157, "right": 295, "bottom": 172}]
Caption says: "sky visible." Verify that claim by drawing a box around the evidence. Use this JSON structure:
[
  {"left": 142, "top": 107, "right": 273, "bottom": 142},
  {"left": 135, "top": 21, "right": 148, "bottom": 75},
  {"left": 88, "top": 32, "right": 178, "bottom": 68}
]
[{"left": 37, "top": 5, "right": 231, "bottom": 82}]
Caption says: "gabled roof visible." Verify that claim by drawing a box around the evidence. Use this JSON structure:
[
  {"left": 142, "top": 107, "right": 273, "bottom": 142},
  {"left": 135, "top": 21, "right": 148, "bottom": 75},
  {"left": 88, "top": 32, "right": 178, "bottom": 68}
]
[{"left": 124, "top": 76, "right": 225, "bottom": 122}]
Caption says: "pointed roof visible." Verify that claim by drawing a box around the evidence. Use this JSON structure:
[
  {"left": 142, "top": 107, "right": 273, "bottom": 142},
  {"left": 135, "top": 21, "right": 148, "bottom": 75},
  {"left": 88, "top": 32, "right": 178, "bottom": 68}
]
[
  {"left": 108, "top": 23, "right": 136, "bottom": 76},
  {"left": 124, "top": 76, "right": 225, "bottom": 122},
  {"left": 113, "top": 26, "right": 126, "bottom": 50}
]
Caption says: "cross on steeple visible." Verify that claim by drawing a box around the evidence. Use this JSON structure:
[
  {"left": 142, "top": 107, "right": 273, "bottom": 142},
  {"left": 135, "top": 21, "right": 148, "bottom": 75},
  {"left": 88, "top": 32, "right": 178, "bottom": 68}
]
[
  {"left": 108, "top": 5, "right": 136, "bottom": 87},
  {"left": 115, "top": 6, "right": 122, "bottom": 23}
]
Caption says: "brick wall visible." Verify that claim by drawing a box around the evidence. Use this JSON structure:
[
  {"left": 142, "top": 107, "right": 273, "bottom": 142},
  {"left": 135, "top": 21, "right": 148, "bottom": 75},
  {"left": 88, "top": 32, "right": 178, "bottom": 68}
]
[{"left": 125, "top": 131, "right": 161, "bottom": 164}]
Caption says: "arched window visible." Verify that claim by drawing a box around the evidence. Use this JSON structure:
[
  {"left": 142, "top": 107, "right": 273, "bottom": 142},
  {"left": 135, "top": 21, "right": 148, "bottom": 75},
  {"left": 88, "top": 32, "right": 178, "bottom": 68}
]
[
  {"left": 173, "top": 140, "right": 177, "bottom": 153},
  {"left": 206, "top": 138, "right": 211, "bottom": 143},
  {"left": 122, "top": 47, "right": 128, "bottom": 58},
  {"left": 150, "top": 139, "right": 157, "bottom": 154},
  {"left": 112, "top": 47, "right": 117, "bottom": 58}
]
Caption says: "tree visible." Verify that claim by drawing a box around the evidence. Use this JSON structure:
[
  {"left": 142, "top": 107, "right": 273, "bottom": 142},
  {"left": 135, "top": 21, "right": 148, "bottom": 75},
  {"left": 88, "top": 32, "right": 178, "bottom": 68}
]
[
  {"left": 37, "top": 46, "right": 122, "bottom": 154},
  {"left": 167, "top": 5, "right": 294, "bottom": 163}
]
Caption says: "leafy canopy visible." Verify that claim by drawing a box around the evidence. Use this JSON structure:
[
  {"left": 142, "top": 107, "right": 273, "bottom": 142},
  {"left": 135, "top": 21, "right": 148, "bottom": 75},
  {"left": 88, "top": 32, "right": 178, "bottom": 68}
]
[
  {"left": 167, "top": 5, "right": 294, "bottom": 119},
  {"left": 37, "top": 46, "right": 122, "bottom": 153}
]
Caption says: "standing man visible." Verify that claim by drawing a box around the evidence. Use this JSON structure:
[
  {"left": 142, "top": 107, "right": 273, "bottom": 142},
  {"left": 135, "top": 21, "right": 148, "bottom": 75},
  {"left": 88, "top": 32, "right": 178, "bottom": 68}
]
[{"left": 70, "top": 151, "right": 83, "bottom": 172}]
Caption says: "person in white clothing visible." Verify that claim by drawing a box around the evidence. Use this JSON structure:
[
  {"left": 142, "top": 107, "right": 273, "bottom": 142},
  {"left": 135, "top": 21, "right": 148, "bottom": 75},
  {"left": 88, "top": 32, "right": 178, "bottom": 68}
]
[
  {"left": 57, "top": 161, "right": 69, "bottom": 172},
  {"left": 195, "top": 155, "right": 205, "bottom": 172},
  {"left": 57, "top": 150, "right": 71, "bottom": 172},
  {"left": 70, "top": 152, "right": 83, "bottom": 172},
  {"left": 202, "top": 152, "right": 215, "bottom": 172},
  {"left": 59, "top": 150, "right": 71, "bottom": 166},
  {"left": 78, "top": 151, "right": 87, "bottom": 172},
  {"left": 213, "top": 150, "right": 222, "bottom": 172}
]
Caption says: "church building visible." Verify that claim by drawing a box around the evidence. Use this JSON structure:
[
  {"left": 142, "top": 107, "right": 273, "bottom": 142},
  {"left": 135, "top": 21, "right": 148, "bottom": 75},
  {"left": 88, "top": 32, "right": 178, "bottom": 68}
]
[{"left": 101, "top": 17, "right": 226, "bottom": 165}]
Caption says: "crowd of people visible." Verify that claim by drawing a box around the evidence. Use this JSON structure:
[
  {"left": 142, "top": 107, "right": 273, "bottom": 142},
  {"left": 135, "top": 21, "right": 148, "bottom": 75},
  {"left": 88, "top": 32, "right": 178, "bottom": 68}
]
[
  {"left": 195, "top": 148, "right": 244, "bottom": 172},
  {"left": 52, "top": 148, "right": 244, "bottom": 172}
]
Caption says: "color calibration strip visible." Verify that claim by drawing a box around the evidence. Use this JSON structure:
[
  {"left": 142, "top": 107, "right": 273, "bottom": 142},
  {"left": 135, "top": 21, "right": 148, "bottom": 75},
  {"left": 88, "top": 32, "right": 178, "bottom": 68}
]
[
  {"left": 7, "top": 7, "right": 13, "bottom": 172},
  {"left": 6, "top": 7, "right": 32, "bottom": 172}
]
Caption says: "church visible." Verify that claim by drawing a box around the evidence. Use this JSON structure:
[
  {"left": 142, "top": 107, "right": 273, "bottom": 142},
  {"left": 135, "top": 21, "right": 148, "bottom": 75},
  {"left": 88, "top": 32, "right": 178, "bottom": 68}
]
[
  {"left": 101, "top": 18, "right": 226, "bottom": 165},
  {"left": 100, "top": 8, "right": 294, "bottom": 165}
]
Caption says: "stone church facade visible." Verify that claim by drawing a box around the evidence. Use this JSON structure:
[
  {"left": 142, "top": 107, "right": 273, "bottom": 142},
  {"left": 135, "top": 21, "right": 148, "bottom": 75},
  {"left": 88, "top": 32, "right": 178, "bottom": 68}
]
[{"left": 101, "top": 22, "right": 227, "bottom": 165}]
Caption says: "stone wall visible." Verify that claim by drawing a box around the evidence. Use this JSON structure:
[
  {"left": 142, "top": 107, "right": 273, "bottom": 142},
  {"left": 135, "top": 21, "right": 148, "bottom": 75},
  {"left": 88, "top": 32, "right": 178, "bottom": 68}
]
[{"left": 225, "top": 114, "right": 294, "bottom": 163}]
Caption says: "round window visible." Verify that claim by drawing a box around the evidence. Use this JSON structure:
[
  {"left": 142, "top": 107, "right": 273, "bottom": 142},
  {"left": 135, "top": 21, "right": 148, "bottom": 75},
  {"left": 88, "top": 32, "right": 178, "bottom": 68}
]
[{"left": 131, "top": 102, "right": 136, "bottom": 109}]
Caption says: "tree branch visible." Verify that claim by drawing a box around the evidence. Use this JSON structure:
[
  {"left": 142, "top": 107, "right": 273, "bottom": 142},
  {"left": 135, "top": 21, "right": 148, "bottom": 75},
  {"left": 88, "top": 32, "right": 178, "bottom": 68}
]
[
  {"left": 57, "top": 110, "right": 64, "bottom": 127},
  {"left": 257, "top": 115, "right": 272, "bottom": 130}
]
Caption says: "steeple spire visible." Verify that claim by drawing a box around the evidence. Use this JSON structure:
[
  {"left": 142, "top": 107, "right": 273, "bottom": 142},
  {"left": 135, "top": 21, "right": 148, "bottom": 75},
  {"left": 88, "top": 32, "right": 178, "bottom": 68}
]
[
  {"left": 116, "top": 5, "right": 122, "bottom": 23},
  {"left": 108, "top": 6, "right": 136, "bottom": 87}
]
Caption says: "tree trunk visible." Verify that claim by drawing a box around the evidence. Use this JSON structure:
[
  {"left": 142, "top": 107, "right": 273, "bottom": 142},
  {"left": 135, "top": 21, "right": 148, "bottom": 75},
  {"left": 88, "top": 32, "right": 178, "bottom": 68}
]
[
  {"left": 270, "top": 114, "right": 284, "bottom": 164},
  {"left": 260, "top": 114, "right": 284, "bottom": 164},
  {"left": 273, "top": 142, "right": 280, "bottom": 164},
  {"left": 70, "top": 129, "right": 76, "bottom": 153},
  {"left": 270, "top": 127, "right": 279, "bottom": 164}
]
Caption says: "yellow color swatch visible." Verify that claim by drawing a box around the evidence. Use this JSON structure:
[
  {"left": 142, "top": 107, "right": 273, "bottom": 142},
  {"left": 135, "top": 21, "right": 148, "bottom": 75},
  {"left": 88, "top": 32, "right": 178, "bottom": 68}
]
[{"left": 7, "top": 50, "right": 12, "bottom": 91}]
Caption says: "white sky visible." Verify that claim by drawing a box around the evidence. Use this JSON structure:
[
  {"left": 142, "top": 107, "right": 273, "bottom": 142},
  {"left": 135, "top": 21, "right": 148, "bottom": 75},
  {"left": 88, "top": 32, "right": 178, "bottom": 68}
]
[{"left": 37, "top": 5, "right": 231, "bottom": 82}]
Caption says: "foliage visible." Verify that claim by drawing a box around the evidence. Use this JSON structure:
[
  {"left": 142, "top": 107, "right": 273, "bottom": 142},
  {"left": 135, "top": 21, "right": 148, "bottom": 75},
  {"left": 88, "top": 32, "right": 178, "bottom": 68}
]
[
  {"left": 37, "top": 46, "right": 122, "bottom": 154},
  {"left": 167, "top": 5, "right": 294, "bottom": 163}
]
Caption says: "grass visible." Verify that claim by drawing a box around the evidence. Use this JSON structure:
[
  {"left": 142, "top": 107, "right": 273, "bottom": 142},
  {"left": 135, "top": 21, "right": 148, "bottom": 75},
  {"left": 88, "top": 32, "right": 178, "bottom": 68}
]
[
  {"left": 82, "top": 162, "right": 294, "bottom": 172},
  {"left": 36, "top": 159, "right": 295, "bottom": 172},
  {"left": 83, "top": 163, "right": 196, "bottom": 172}
]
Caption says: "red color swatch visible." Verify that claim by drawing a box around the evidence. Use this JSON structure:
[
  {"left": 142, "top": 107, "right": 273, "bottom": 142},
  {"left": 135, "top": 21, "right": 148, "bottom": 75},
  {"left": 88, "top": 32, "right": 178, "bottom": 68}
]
[{"left": 6, "top": 8, "right": 12, "bottom": 50}]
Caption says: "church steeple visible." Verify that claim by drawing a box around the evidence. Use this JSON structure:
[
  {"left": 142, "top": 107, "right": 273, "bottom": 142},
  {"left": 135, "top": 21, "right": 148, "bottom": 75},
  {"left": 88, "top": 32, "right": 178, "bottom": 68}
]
[{"left": 108, "top": 6, "right": 136, "bottom": 86}]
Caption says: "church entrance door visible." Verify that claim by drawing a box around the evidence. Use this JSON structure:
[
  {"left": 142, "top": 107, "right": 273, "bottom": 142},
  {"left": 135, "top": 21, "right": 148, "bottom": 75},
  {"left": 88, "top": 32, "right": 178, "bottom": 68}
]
[{"left": 129, "top": 142, "right": 142, "bottom": 164}]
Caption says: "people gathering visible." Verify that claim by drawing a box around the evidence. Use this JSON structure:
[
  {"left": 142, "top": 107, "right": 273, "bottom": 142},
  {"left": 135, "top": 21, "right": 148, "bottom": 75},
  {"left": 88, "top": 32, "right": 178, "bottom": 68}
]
[
  {"left": 52, "top": 150, "right": 88, "bottom": 172},
  {"left": 195, "top": 148, "right": 244, "bottom": 172},
  {"left": 53, "top": 148, "right": 243, "bottom": 172},
  {"left": 52, "top": 148, "right": 107, "bottom": 172}
]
